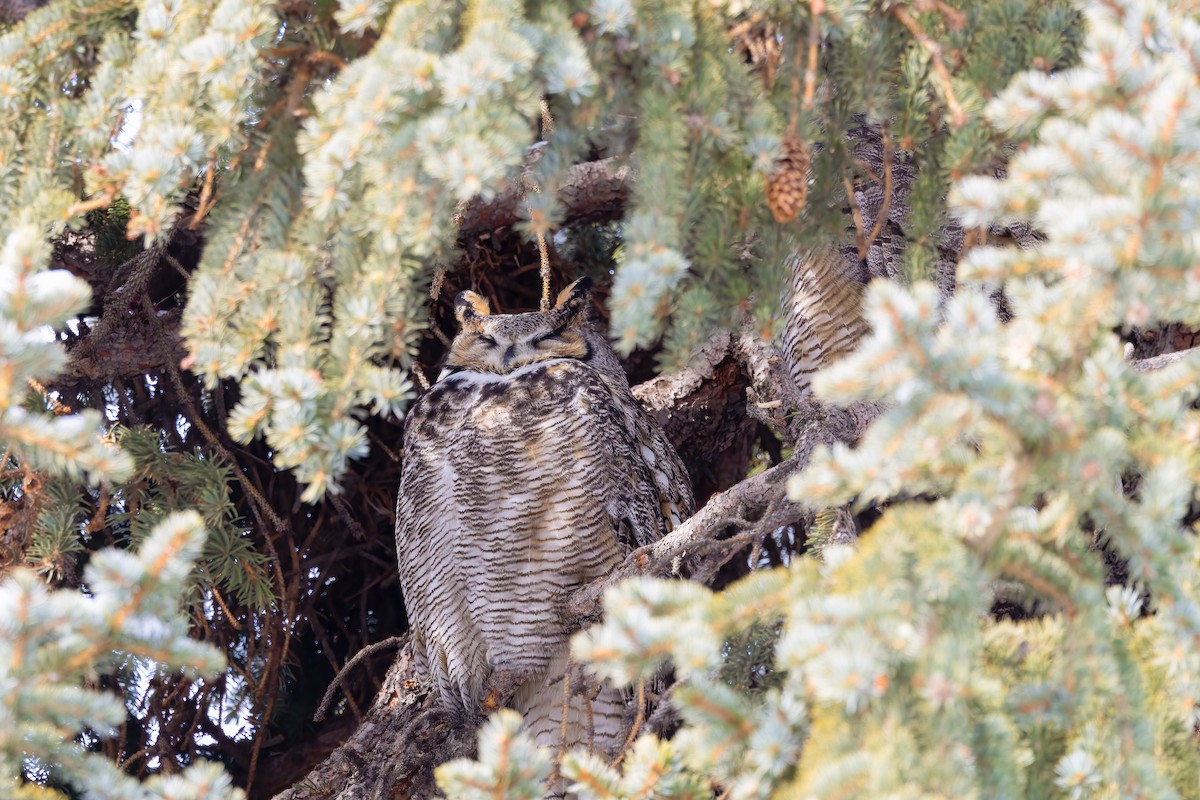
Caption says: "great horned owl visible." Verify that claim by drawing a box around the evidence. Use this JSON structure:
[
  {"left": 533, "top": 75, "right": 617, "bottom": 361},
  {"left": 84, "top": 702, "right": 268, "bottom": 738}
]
[{"left": 395, "top": 277, "right": 693, "bottom": 756}]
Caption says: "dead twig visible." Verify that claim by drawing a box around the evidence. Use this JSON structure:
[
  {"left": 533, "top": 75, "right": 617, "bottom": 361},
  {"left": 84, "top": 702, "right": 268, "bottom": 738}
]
[
  {"left": 863, "top": 130, "right": 895, "bottom": 256},
  {"left": 802, "top": 0, "right": 823, "bottom": 111},
  {"left": 609, "top": 678, "right": 645, "bottom": 768},
  {"left": 314, "top": 636, "right": 408, "bottom": 723},
  {"left": 890, "top": 4, "right": 966, "bottom": 127},
  {"left": 842, "top": 172, "right": 869, "bottom": 261},
  {"left": 189, "top": 156, "right": 218, "bottom": 230}
]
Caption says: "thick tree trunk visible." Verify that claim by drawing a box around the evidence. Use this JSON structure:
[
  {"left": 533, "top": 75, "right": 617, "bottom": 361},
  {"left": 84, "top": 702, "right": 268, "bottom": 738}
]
[{"left": 270, "top": 644, "right": 467, "bottom": 800}]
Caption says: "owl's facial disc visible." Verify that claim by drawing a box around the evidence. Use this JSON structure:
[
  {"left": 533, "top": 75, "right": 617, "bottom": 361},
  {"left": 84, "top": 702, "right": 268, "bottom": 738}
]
[
  {"left": 444, "top": 281, "right": 596, "bottom": 375},
  {"left": 447, "top": 318, "right": 591, "bottom": 374}
]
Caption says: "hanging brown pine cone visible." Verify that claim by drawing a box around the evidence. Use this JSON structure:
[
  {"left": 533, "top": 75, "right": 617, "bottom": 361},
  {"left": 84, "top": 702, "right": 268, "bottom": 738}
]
[{"left": 766, "top": 135, "right": 811, "bottom": 224}]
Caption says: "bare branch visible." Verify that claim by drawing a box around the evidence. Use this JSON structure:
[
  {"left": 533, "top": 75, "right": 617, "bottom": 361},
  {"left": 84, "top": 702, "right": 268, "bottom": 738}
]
[
  {"left": 53, "top": 312, "right": 187, "bottom": 399},
  {"left": 457, "top": 158, "right": 631, "bottom": 238},
  {"left": 315, "top": 636, "right": 408, "bottom": 723}
]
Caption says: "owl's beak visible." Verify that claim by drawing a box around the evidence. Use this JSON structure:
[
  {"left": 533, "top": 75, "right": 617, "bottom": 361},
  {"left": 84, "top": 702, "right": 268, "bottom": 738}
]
[{"left": 502, "top": 344, "right": 518, "bottom": 369}]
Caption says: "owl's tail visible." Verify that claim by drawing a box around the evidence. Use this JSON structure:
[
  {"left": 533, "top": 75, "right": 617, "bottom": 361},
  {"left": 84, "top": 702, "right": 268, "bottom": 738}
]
[{"left": 512, "top": 648, "right": 628, "bottom": 758}]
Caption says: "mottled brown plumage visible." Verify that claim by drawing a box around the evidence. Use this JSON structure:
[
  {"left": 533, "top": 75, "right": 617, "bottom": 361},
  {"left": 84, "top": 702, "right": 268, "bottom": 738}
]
[
  {"left": 395, "top": 278, "right": 692, "bottom": 756},
  {"left": 782, "top": 244, "right": 872, "bottom": 393}
]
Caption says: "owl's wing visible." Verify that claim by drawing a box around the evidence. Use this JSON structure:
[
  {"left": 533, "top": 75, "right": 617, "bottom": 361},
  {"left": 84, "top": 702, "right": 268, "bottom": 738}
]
[
  {"left": 395, "top": 388, "right": 484, "bottom": 711},
  {"left": 782, "top": 244, "right": 870, "bottom": 394},
  {"left": 619, "top": 384, "right": 694, "bottom": 545},
  {"left": 395, "top": 359, "right": 686, "bottom": 710}
]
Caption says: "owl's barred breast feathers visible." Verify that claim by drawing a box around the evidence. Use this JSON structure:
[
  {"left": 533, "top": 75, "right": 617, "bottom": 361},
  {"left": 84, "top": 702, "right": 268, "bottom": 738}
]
[{"left": 395, "top": 277, "right": 693, "bottom": 759}]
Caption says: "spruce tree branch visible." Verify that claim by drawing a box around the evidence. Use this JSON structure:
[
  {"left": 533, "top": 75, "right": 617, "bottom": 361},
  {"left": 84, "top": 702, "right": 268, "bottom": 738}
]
[
  {"left": 66, "top": 190, "right": 115, "bottom": 218},
  {"left": 310, "top": 615, "right": 366, "bottom": 722},
  {"left": 992, "top": 560, "right": 1077, "bottom": 615},
  {"left": 209, "top": 584, "right": 241, "bottom": 631},
  {"left": 726, "top": 11, "right": 767, "bottom": 41},
  {"left": 154, "top": 318, "right": 289, "bottom": 544},
  {"left": 177, "top": 683, "right": 216, "bottom": 764},
  {"left": 609, "top": 678, "right": 645, "bottom": 768},
  {"left": 191, "top": 157, "right": 218, "bottom": 228},
  {"left": 266, "top": 45, "right": 349, "bottom": 70},
  {"left": 930, "top": 0, "right": 967, "bottom": 30},
  {"left": 164, "top": 252, "right": 191, "bottom": 280},
  {"left": 135, "top": 286, "right": 300, "bottom": 781},
  {"left": 72, "top": 245, "right": 169, "bottom": 361},
  {"left": 248, "top": 662, "right": 280, "bottom": 794},
  {"left": 55, "top": 312, "right": 188, "bottom": 398},
  {"left": 890, "top": 4, "right": 966, "bottom": 127},
  {"left": 249, "top": 558, "right": 303, "bottom": 796}
]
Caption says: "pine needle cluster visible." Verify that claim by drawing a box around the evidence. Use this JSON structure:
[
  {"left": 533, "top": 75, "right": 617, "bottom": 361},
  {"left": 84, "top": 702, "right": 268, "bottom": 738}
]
[
  {"left": 111, "top": 425, "right": 273, "bottom": 611},
  {"left": 0, "top": 511, "right": 239, "bottom": 800}
]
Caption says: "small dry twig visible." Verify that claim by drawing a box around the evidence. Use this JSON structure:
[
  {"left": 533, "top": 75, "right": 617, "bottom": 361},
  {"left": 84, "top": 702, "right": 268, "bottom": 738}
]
[
  {"left": 842, "top": 172, "right": 869, "bottom": 260},
  {"left": 802, "top": 0, "right": 823, "bottom": 111},
  {"left": 189, "top": 156, "right": 218, "bottom": 229},
  {"left": 890, "top": 4, "right": 966, "bottom": 127},
  {"left": 609, "top": 678, "right": 646, "bottom": 768},
  {"left": 862, "top": 130, "right": 895, "bottom": 255},
  {"left": 314, "top": 636, "right": 408, "bottom": 723}
]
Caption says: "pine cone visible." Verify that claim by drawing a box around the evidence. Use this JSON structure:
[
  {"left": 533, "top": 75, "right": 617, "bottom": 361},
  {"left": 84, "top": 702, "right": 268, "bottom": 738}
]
[{"left": 766, "top": 136, "right": 811, "bottom": 224}]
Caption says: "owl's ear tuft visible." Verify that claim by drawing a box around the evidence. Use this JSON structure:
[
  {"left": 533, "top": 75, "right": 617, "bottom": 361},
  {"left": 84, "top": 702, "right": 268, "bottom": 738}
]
[
  {"left": 551, "top": 277, "right": 593, "bottom": 322},
  {"left": 454, "top": 291, "right": 491, "bottom": 325}
]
